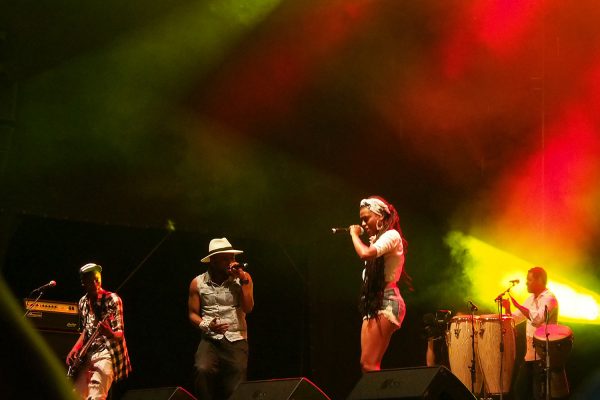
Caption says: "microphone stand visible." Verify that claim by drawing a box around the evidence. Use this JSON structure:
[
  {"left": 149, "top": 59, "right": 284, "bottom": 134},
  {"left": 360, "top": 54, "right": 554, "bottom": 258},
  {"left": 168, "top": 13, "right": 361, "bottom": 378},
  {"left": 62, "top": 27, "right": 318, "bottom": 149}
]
[
  {"left": 494, "top": 281, "right": 518, "bottom": 400},
  {"left": 495, "top": 281, "right": 518, "bottom": 302},
  {"left": 495, "top": 295, "right": 505, "bottom": 400},
  {"left": 23, "top": 289, "right": 45, "bottom": 317},
  {"left": 468, "top": 303, "right": 477, "bottom": 395},
  {"left": 544, "top": 306, "right": 551, "bottom": 400}
]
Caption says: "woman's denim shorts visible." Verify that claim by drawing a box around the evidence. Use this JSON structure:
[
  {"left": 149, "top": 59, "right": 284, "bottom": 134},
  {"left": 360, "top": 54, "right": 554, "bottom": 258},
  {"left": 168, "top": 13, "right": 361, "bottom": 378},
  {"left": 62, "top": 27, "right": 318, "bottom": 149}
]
[{"left": 364, "top": 287, "right": 406, "bottom": 327}]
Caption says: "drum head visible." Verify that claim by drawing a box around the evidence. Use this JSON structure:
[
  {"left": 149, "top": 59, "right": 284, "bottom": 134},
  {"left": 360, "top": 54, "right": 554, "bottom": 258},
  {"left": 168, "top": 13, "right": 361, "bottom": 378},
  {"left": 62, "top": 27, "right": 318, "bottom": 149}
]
[
  {"left": 478, "top": 313, "right": 513, "bottom": 322},
  {"left": 533, "top": 324, "right": 573, "bottom": 342},
  {"left": 533, "top": 324, "right": 573, "bottom": 368},
  {"left": 450, "top": 315, "right": 475, "bottom": 322}
]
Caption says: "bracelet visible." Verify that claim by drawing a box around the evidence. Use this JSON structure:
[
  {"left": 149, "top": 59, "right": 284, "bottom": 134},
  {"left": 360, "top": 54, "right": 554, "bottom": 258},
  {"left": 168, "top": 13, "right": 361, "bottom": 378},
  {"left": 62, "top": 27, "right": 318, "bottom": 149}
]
[
  {"left": 239, "top": 278, "right": 250, "bottom": 286},
  {"left": 199, "top": 319, "right": 211, "bottom": 334}
]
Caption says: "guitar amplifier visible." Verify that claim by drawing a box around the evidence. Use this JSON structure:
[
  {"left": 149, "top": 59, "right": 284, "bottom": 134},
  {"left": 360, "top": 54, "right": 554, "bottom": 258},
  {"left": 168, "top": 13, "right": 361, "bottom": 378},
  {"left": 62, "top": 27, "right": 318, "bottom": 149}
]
[{"left": 24, "top": 299, "right": 79, "bottom": 332}]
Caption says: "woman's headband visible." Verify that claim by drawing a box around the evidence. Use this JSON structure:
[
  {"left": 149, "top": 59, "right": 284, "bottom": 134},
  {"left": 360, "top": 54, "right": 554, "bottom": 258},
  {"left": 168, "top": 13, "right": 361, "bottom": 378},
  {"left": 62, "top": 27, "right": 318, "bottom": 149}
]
[{"left": 360, "top": 198, "right": 390, "bottom": 217}]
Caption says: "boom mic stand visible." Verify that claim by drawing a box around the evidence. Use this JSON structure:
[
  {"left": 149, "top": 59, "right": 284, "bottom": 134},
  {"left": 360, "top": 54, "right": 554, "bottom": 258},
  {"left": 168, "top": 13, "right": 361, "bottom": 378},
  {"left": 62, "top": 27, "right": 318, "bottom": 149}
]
[
  {"left": 23, "top": 289, "right": 45, "bottom": 317},
  {"left": 495, "top": 295, "right": 505, "bottom": 400},
  {"left": 494, "top": 280, "right": 518, "bottom": 400},
  {"left": 468, "top": 302, "right": 478, "bottom": 395},
  {"left": 495, "top": 280, "right": 518, "bottom": 303}
]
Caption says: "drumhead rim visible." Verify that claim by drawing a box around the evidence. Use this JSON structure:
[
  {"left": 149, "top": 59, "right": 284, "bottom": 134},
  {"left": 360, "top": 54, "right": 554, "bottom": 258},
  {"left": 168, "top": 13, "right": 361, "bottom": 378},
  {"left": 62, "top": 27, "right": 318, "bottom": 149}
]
[{"left": 533, "top": 323, "right": 573, "bottom": 341}]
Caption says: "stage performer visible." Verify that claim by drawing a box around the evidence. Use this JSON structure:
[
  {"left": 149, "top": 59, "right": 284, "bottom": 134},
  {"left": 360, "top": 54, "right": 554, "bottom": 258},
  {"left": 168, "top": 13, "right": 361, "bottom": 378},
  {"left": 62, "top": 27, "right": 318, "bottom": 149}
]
[
  {"left": 502, "top": 266, "right": 560, "bottom": 400},
  {"left": 189, "top": 237, "right": 254, "bottom": 400},
  {"left": 66, "top": 263, "right": 132, "bottom": 400},
  {"left": 348, "top": 196, "right": 410, "bottom": 372}
]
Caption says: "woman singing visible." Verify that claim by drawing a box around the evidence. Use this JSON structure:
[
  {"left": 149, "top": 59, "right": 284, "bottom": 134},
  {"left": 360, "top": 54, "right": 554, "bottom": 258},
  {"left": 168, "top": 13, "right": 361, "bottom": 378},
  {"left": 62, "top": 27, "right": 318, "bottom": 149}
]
[{"left": 349, "top": 196, "right": 409, "bottom": 372}]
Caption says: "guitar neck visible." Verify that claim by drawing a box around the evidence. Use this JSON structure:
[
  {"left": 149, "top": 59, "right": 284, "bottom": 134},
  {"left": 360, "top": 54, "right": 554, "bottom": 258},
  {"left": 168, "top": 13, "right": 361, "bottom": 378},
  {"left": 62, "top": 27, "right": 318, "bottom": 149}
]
[
  {"left": 79, "top": 316, "right": 110, "bottom": 356},
  {"left": 68, "top": 314, "right": 112, "bottom": 378}
]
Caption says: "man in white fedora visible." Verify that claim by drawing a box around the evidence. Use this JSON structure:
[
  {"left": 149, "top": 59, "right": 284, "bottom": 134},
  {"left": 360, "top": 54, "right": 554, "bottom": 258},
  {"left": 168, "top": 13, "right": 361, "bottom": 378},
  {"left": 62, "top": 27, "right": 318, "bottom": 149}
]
[{"left": 188, "top": 238, "right": 254, "bottom": 400}]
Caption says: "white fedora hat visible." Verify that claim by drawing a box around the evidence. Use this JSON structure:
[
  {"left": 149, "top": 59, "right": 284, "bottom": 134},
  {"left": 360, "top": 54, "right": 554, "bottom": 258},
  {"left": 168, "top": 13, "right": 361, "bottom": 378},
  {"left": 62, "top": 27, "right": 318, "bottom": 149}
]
[{"left": 201, "top": 237, "right": 243, "bottom": 263}]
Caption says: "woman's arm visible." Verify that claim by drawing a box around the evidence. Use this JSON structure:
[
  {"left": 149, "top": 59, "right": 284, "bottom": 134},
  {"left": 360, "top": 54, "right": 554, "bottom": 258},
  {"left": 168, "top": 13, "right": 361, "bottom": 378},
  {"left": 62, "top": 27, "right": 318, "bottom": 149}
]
[{"left": 350, "top": 225, "right": 378, "bottom": 261}]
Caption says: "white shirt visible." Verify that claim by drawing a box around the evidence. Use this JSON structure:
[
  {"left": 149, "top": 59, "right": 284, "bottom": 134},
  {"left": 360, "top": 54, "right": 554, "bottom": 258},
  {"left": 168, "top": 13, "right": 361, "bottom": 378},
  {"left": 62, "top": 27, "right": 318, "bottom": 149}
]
[
  {"left": 370, "top": 229, "right": 405, "bottom": 284},
  {"left": 511, "top": 289, "right": 558, "bottom": 361}
]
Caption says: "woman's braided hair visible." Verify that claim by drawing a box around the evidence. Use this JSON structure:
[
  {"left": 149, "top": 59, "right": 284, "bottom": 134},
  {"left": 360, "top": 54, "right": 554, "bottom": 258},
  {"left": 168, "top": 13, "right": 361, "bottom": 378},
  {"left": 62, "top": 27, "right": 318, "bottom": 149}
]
[{"left": 359, "top": 196, "right": 412, "bottom": 319}]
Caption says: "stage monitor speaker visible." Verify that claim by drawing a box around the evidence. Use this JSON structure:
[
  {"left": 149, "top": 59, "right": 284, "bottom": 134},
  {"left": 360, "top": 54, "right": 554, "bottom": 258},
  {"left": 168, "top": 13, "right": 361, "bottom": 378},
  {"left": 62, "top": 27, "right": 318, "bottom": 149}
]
[
  {"left": 347, "top": 366, "right": 476, "bottom": 400},
  {"left": 230, "top": 377, "right": 331, "bottom": 400},
  {"left": 121, "top": 386, "right": 197, "bottom": 400}
]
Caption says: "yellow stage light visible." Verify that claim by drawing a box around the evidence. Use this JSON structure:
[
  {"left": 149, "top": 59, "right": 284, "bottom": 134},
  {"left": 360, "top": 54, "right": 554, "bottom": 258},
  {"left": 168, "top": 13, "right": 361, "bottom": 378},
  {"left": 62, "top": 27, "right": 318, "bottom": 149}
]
[{"left": 445, "top": 231, "right": 600, "bottom": 324}]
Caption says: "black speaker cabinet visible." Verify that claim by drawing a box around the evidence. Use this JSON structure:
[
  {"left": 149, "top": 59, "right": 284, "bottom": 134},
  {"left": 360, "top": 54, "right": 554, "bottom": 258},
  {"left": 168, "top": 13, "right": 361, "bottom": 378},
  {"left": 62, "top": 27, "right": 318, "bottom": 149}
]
[
  {"left": 121, "top": 386, "right": 197, "bottom": 400},
  {"left": 37, "top": 329, "right": 80, "bottom": 362},
  {"left": 347, "top": 366, "right": 476, "bottom": 400},
  {"left": 230, "top": 377, "right": 331, "bottom": 400}
]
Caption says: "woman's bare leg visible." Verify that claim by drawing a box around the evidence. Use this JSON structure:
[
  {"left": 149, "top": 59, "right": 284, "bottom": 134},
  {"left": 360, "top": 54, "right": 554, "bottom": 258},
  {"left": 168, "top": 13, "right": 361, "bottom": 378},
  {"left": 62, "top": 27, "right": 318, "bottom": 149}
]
[{"left": 360, "top": 317, "right": 398, "bottom": 372}]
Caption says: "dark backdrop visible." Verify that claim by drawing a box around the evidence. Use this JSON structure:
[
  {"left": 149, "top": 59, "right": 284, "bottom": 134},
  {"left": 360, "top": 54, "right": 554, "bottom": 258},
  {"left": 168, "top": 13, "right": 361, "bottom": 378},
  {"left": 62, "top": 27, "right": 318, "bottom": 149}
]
[
  {"left": 2, "top": 0, "right": 600, "bottom": 398},
  {"left": 3, "top": 215, "right": 599, "bottom": 398}
]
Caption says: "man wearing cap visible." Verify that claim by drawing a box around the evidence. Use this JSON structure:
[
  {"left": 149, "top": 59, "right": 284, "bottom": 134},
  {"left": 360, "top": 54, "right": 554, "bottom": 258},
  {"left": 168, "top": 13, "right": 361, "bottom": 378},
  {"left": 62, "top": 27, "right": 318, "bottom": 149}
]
[
  {"left": 66, "top": 263, "right": 132, "bottom": 400},
  {"left": 188, "top": 238, "right": 254, "bottom": 400}
]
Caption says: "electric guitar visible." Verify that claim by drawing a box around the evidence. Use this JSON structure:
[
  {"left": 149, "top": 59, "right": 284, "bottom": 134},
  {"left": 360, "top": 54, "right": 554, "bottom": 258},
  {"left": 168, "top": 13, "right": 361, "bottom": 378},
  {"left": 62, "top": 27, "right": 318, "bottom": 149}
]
[{"left": 67, "top": 315, "right": 111, "bottom": 377}]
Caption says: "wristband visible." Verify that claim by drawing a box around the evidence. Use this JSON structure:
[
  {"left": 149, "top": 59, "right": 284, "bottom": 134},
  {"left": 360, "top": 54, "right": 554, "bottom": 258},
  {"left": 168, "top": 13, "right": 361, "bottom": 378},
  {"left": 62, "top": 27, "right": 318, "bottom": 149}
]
[
  {"left": 239, "top": 278, "right": 250, "bottom": 286},
  {"left": 199, "top": 319, "right": 211, "bottom": 334}
]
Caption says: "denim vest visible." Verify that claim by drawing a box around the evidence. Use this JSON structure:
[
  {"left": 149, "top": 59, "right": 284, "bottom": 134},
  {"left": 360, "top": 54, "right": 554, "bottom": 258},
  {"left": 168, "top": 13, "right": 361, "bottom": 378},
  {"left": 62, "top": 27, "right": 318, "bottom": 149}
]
[{"left": 197, "top": 272, "right": 247, "bottom": 341}]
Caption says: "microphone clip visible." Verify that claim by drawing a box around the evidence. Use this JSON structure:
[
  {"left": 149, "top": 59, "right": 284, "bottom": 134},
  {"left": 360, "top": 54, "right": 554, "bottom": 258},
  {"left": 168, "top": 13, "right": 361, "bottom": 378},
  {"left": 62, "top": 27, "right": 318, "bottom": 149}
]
[
  {"left": 495, "top": 279, "right": 519, "bottom": 301},
  {"left": 467, "top": 300, "right": 478, "bottom": 312}
]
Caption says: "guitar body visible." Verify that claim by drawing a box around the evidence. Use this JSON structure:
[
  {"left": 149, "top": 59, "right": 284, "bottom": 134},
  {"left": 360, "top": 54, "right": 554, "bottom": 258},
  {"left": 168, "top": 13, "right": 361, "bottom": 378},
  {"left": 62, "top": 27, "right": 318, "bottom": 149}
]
[
  {"left": 67, "top": 358, "right": 83, "bottom": 378},
  {"left": 67, "top": 315, "right": 110, "bottom": 378}
]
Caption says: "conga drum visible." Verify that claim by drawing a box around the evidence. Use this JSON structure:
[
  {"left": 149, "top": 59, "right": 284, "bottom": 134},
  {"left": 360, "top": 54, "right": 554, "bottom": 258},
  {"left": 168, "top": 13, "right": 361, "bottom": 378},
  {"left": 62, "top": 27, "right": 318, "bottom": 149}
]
[
  {"left": 446, "top": 315, "right": 483, "bottom": 393},
  {"left": 476, "top": 314, "right": 515, "bottom": 394}
]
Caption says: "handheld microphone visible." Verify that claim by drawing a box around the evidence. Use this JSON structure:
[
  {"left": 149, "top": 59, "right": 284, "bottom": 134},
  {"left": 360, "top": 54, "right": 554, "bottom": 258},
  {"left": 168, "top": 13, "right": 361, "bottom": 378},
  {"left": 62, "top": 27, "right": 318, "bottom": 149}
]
[
  {"left": 229, "top": 263, "right": 249, "bottom": 270},
  {"left": 509, "top": 279, "right": 520, "bottom": 284},
  {"left": 31, "top": 280, "right": 57, "bottom": 293},
  {"left": 467, "top": 300, "right": 478, "bottom": 312},
  {"left": 331, "top": 227, "right": 364, "bottom": 234}
]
